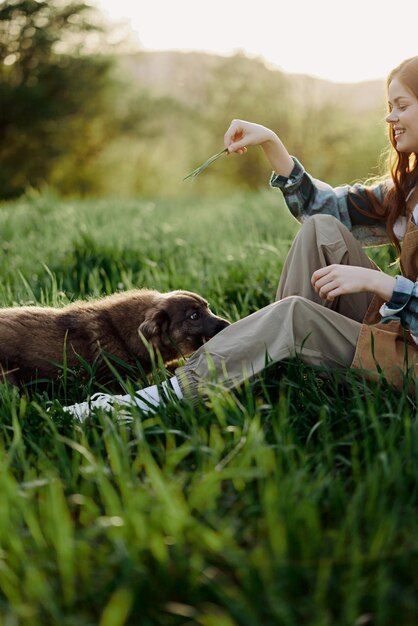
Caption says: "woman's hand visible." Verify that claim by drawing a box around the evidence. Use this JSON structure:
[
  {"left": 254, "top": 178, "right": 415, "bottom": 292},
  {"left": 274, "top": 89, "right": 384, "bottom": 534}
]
[
  {"left": 224, "top": 120, "right": 277, "bottom": 154},
  {"left": 311, "top": 265, "right": 397, "bottom": 302},
  {"left": 223, "top": 119, "right": 294, "bottom": 177}
]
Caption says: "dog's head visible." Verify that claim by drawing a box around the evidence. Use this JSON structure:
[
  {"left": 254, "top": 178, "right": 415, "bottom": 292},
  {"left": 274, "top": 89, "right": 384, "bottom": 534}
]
[{"left": 138, "top": 290, "right": 230, "bottom": 358}]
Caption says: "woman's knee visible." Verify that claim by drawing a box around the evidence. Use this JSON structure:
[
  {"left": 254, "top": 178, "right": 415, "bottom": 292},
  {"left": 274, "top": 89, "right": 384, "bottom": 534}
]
[
  {"left": 296, "top": 214, "right": 353, "bottom": 250},
  {"left": 273, "top": 295, "right": 313, "bottom": 319},
  {"left": 299, "top": 214, "right": 345, "bottom": 236},
  {"left": 278, "top": 295, "right": 324, "bottom": 332},
  {"left": 304, "top": 214, "right": 341, "bottom": 225}
]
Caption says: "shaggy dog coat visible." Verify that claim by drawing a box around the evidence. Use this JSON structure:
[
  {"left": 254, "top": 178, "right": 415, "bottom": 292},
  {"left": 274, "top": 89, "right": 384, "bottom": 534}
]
[{"left": 0, "top": 289, "right": 230, "bottom": 386}]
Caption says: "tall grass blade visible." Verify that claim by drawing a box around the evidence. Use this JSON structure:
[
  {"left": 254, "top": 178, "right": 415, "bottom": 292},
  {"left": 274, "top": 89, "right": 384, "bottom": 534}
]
[{"left": 183, "top": 148, "right": 228, "bottom": 180}]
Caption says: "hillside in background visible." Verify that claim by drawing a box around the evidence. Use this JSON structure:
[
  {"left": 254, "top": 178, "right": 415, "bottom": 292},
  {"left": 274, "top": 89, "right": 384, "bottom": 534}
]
[
  {"left": 0, "top": 0, "right": 388, "bottom": 199},
  {"left": 104, "top": 50, "right": 388, "bottom": 198},
  {"left": 120, "top": 50, "right": 386, "bottom": 113},
  {"left": 1, "top": 39, "right": 389, "bottom": 199}
]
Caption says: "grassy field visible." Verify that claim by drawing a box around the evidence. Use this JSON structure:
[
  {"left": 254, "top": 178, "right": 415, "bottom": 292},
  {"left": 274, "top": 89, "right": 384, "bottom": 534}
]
[{"left": 0, "top": 188, "right": 416, "bottom": 626}]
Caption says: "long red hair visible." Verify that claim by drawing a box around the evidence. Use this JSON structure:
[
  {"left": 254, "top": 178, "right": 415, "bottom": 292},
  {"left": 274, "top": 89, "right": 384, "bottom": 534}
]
[{"left": 364, "top": 56, "right": 418, "bottom": 252}]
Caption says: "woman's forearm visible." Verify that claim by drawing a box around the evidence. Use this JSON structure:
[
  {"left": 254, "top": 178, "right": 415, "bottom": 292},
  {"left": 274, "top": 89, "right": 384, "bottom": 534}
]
[
  {"left": 260, "top": 134, "right": 294, "bottom": 178},
  {"left": 224, "top": 120, "right": 294, "bottom": 177}
]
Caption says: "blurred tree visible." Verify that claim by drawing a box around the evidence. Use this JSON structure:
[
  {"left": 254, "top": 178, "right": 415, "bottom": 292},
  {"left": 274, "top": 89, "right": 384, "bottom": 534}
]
[
  {"left": 288, "top": 78, "right": 387, "bottom": 186},
  {"left": 0, "top": 0, "right": 116, "bottom": 197},
  {"left": 198, "top": 53, "right": 295, "bottom": 188}
]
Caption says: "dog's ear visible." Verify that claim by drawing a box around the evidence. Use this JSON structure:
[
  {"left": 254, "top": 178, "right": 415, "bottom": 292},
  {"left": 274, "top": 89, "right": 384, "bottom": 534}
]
[{"left": 138, "top": 309, "right": 170, "bottom": 340}]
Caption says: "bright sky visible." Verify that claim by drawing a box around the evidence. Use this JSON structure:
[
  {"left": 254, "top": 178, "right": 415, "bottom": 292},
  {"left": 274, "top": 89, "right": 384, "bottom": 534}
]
[{"left": 93, "top": 0, "right": 418, "bottom": 84}]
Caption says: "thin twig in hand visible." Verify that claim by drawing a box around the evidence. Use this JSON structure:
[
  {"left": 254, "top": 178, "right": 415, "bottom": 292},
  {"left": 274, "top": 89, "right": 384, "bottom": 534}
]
[{"left": 183, "top": 148, "right": 228, "bottom": 181}]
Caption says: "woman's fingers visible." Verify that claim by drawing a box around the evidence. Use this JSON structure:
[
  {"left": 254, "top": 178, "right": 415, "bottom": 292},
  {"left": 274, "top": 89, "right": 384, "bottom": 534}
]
[
  {"left": 319, "top": 282, "right": 340, "bottom": 299},
  {"left": 227, "top": 133, "right": 248, "bottom": 153},
  {"left": 311, "top": 265, "right": 334, "bottom": 285},
  {"left": 311, "top": 265, "right": 374, "bottom": 299},
  {"left": 224, "top": 119, "right": 271, "bottom": 153},
  {"left": 313, "top": 276, "right": 340, "bottom": 299},
  {"left": 311, "top": 265, "right": 345, "bottom": 300},
  {"left": 224, "top": 120, "right": 244, "bottom": 150}
]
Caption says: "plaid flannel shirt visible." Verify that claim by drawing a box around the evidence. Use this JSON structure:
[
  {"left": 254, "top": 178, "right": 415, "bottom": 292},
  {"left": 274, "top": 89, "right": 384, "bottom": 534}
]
[{"left": 270, "top": 157, "right": 418, "bottom": 345}]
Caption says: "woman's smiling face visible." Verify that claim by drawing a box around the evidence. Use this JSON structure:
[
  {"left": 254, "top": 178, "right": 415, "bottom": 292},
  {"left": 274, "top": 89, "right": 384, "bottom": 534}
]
[{"left": 386, "top": 77, "right": 418, "bottom": 154}]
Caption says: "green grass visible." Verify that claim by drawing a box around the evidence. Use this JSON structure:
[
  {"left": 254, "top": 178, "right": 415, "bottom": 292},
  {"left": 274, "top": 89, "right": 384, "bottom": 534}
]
[{"left": 0, "top": 189, "right": 416, "bottom": 625}]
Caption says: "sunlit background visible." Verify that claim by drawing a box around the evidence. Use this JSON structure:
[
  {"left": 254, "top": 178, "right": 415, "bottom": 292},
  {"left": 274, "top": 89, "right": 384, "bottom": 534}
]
[
  {"left": 94, "top": 0, "right": 418, "bottom": 83},
  {"left": 2, "top": 0, "right": 418, "bottom": 200}
]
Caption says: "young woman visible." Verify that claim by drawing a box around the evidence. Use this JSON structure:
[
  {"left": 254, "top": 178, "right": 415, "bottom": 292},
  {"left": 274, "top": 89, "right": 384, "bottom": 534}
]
[{"left": 65, "top": 56, "right": 418, "bottom": 420}]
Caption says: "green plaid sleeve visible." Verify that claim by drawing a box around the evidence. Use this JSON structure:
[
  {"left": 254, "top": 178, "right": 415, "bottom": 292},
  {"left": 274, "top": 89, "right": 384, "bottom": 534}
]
[
  {"left": 270, "top": 157, "right": 390, "bottom": 246},
  {"left": 380, "top": 276, "right": 418, "bottom": 345}
]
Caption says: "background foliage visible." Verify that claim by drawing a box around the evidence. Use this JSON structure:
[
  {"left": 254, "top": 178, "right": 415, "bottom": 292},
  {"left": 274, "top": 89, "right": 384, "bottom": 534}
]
[{"left": 0, "top": 0, "right": 388, "bottom": 199}]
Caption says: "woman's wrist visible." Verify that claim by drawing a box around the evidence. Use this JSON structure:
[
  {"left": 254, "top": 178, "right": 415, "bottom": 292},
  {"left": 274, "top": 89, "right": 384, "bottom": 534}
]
[
  {"left": 261, "top": 134, "right": 294, "bottom": 178},
  {"left": 372, "top": 272, "right": 396, "bottom": 301}
]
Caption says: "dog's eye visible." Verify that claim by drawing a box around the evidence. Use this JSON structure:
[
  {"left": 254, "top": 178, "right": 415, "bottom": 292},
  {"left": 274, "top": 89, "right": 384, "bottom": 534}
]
[{"left": 189, "top": 311, "right": 200, "bottom": 320}]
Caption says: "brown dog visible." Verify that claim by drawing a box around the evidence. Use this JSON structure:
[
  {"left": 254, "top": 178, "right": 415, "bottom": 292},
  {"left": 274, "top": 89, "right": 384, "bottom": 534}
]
[{"left": 0, "top": 289, "right": 230, "bottom": 386}]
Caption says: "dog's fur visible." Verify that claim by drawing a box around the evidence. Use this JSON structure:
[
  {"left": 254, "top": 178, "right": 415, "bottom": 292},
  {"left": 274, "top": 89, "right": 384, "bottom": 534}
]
[{"left": 0, "top": 289, "right": 230, "bottom": 386}]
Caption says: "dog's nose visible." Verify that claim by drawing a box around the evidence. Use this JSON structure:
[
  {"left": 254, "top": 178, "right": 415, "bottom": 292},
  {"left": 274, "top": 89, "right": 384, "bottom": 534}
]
[{"left": 216, "top": 318, "right": 230, "bottom": 331}]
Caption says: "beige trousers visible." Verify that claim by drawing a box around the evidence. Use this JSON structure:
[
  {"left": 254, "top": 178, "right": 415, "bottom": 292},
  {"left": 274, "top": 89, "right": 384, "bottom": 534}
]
[{"left": 176, "top": 215, "right": 377, "bottom": 398}]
